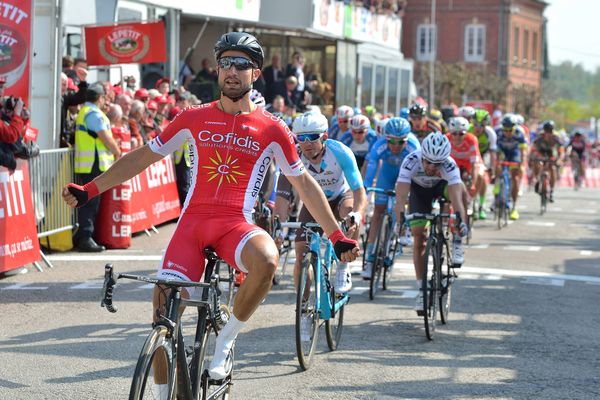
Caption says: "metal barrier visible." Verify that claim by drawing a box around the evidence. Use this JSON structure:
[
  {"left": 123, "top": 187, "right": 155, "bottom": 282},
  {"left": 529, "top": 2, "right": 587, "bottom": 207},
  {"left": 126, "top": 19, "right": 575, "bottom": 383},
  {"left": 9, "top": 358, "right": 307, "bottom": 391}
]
[{"left": 28, "top": 148, "right": 76, "bottom": 270}]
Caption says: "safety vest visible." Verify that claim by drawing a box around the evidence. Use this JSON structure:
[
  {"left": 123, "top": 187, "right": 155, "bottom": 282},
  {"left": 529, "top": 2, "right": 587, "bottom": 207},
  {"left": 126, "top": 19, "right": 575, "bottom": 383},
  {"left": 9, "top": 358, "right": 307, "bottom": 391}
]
[
  {"left": 74, "top": 104, "right": 114, "bottom": 173},
  {"left": 174, "top": 140, "right": 191, "bottom": 167}
]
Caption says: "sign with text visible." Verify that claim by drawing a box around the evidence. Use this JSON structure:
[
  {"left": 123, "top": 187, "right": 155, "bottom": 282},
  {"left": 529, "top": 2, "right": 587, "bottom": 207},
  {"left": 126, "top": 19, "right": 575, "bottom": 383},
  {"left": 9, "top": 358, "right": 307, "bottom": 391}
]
[
  {"left": 311, "top": 0, "right": 344, "bottom": 37},
  {"left": 0, "top": 0, "right": 32, "bottom": 105},
  {"left": 344, "top": 7, "right": 401, "bottom": 50},
  {"left": 84, "top": 21, "right": 167, "bottom": 66},
  {"left": 0, "top": 160, "right": 40, "bottom": 273}
]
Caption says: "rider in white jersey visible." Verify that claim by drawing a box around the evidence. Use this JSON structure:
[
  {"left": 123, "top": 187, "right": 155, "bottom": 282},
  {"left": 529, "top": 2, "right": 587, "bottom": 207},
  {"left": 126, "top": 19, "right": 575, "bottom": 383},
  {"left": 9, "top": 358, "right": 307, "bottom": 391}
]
[{"left": 395, "top": 132, "right": 469, "bottom": 315}]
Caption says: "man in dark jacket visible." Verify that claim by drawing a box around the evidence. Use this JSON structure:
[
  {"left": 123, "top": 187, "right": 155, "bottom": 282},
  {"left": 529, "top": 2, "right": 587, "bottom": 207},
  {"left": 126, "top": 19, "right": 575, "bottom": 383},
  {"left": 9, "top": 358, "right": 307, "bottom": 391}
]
[{"left": 60, "top": 67, "right": 88, "bottom": 147}]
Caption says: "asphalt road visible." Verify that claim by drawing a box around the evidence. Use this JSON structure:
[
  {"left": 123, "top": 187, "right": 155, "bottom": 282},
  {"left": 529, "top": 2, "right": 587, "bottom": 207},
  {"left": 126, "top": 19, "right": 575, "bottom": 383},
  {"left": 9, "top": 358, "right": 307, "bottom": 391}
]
[{"left": 1, "top": 186, "right": 599, "bottom": 400}]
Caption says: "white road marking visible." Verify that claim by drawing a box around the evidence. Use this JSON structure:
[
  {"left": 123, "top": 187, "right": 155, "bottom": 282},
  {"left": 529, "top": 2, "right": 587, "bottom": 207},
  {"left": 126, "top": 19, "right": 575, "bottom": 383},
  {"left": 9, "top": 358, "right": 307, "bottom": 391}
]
[
  {"left": 526, "top": 221, "right": 556, "bottom": 227},
  {"left": 3, "top": 282, "right": 49, "bottom": 290},
  {"left": 47, "top": 255, "right": 163, "bottom": 261},
  {"left": 503, "top": 245, "right": 541, "bottom": 252},
  {"left": 521, "top": 277, "right": 565, "bottom": 287},
  {"left": 580, "top": 250, "right": 593, "bottom": 256},
  {"left": 468, "top": 244, "right": 490, "bottom": 249},
  {"left": 71, "top": 281, "right": 104, "bottom": 289}
]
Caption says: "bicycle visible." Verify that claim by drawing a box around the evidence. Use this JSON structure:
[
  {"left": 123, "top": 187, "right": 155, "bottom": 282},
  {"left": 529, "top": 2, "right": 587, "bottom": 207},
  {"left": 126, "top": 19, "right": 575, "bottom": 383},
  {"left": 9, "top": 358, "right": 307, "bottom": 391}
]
[
  {"left": 101, "top": 247, "right": 233, "bottom": 400},
  {"left": 406, "top": 198, "right": 458, "bottom": 341},
  {"left": 280, "top": 221, "right": 351, "bottom": 370},
  {"left": 534, "top": 157, "right": 553, "bottom": 215},
  {"left": 365, "top": 187, "right": 401, "bottom": 300},
  {"left": 494, "top": 161, "right": 518, "bottom": 229},
  {"left": 570, "top": 152, "right": 583, "bottom": 191},
  {"left": 271, "top": 216, "right": 296, "bottom": 287}
]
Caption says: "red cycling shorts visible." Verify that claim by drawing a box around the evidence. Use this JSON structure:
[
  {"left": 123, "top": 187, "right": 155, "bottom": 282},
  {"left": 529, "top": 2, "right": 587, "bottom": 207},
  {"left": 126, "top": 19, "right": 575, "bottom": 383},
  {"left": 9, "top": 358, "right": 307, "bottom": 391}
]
[{"left": 157, "top": 212, "right": 269, "bottom": 282}]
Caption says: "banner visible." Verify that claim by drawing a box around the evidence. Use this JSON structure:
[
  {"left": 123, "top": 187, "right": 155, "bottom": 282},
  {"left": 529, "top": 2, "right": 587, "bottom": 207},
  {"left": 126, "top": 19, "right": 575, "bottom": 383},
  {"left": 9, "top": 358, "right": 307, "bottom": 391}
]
[
  {"left": 0, "top": 160, "right": 40, "bottom": 273},
  {"left": 84, "top": 21, "right": 167, "bottom": 66},
  {"left": 0, "top": 0, "right": 32, "bottom": 105},
  {"left": 311, "top": 0, "right": 344, "bottom": 37},
  {"left": 129, "top": 156, "right": 180, "bottom": 233}
]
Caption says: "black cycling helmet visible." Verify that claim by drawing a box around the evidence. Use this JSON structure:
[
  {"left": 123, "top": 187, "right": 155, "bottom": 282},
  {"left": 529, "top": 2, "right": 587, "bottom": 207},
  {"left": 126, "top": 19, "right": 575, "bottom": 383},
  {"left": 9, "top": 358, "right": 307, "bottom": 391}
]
[
  {"left": 214, "top": 31, "right": 264, "bottom": 69},
  {"left": 574, "top": 130, "right": 582, "bottom": 137},
  {"left": 501, "top": 115, "right": 516, "bottom": 130},
  {"left": 409, "top": 103, "right": 427, "bottom": 117},
  {"left": 542, "top": 120, "right": 555, "bottom": 132}
]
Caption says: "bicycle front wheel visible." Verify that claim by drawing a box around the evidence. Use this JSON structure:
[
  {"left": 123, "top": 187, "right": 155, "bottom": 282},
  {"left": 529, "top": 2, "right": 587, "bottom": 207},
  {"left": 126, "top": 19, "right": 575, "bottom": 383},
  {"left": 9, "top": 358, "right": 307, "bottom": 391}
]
[
  {"left": 370, "top": 214, "right": 389, "bottom": 300},
  {"left": 382, "top": 218, "right": 398, "bottom": 291},
  {"left": 295, "top": 252, "right": 319, "bottom": 370},
  {"left": 422, "top": 237, "right": 439, "bottom": 341},
  {"left": 129, "top": 326, "right": 176, "bottom": 400},
  {"left": 325, "top": 256, "right": 345, "bottom": 351},
  {"left": 439, "top": 238, "right": 453, "bottom": 324}
]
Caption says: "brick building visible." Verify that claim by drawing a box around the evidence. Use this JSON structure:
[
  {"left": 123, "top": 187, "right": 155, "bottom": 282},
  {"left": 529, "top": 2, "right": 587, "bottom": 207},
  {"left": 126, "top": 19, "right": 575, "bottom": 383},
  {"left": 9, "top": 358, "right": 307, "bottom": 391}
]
[{"left": 402, "top": 0, "right": 548, "bottom": 116}]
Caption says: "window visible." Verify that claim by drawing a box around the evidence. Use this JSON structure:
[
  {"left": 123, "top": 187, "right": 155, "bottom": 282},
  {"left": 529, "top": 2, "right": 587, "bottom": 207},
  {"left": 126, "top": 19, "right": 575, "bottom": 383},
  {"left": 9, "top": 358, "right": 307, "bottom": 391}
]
[
  {"left": 513, "top": 27, "right": 520, "bottom": 63},
  {"left": 464, "top": 24, "right": 486, "bottom": 62},
  {"left": 523, "top": 29, "right": 529, "bottom": 64},
  {"left": 532, "top": 31, "right": 538, "bottom": 66},
  {"left": 361, "top": 63, "right": 373, "bottom": 107},
  {"left": 374, "top": 65, "right": 386, "bottom": 112},
  {"left": 387, "top": 68, "right": 399, "bottom": 114},
  {"left": 416, "top": 24, "right": 436, "bottom": 61}
]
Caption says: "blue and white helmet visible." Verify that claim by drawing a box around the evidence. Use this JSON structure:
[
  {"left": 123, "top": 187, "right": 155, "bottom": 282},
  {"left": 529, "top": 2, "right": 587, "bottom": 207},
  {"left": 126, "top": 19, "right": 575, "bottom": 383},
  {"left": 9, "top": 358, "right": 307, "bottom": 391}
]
[
  {"left": 384, "top": 117, "right": 411, "bottom": 139},
  {"left": 250, "top": 89, "right": 265, "bottom": 107}
]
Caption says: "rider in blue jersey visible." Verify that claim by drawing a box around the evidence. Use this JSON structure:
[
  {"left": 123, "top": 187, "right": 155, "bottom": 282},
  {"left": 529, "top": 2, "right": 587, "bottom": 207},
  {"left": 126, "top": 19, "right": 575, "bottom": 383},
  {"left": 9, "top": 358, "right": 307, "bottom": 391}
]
[
  {"left": 362, "top": 117, "right": 420, "bottom": 279},
  {"left": 328, "top": 105, "right": 354, "bottom": 141},
  {"left": 275, "top": 112, "right": 366, "bottom": 304},
  {"left": 339, "top": 114, "right": 378, "bottom": 172}
]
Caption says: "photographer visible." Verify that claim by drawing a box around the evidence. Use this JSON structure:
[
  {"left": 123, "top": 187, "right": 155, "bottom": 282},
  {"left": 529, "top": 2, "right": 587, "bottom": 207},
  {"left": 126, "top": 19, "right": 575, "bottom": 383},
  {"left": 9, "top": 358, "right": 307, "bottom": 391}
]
[
  {"left": 0, "top": 83, "right": 27, "bottom": 170},
  {"left": 60, "top": 67, "right": 89, "bottom": 147}
]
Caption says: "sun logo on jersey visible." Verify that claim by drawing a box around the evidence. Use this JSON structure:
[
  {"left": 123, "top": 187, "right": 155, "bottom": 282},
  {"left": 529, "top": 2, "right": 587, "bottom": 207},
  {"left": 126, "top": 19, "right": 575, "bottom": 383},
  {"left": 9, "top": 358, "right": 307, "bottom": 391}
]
[{"left": 202, "top": 150, "right": 245, "bottom": 186}]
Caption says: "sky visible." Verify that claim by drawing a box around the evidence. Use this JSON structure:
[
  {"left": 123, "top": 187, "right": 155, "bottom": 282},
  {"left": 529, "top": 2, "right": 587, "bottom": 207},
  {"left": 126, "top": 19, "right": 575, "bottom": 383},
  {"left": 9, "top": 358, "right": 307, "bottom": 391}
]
[{"left": 545, "top": 0, "right": 600, "bottom": 72}]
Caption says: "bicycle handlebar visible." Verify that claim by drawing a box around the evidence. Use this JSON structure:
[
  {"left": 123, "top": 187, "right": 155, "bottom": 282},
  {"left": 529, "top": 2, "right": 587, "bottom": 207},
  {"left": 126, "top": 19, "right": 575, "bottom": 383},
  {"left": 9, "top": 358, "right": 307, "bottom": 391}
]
[
  {"left": 366, "top": 187, "right": 396, "bottom": 197},
  {"left": 101, "top": 264, "right": 118, "bottom": 313},
  {"left": 405, "top": 211, "right": 456, "bottom": 221}
]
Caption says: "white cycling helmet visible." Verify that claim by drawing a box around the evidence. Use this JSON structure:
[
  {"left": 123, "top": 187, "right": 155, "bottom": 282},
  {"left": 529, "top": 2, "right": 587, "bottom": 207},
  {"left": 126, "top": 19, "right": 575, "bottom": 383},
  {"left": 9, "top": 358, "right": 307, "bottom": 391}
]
[
  {"left": 375, "top": 117, "right": 390, "bottom": 136},
  {"left": 449, "top": 117, "right": 470, "bottom": 134},
  {"left": 250, "top": 89, "right": 265, "bottom": 107},
  {"left": 458, "top": 106, "right": 475, "bottom": 119},
  {"left": 350, "top": 114, "right": 370, "bottom": 131},
  {"left": 422, "top": 131, "right": 451, "bottom": 162},
  {"left": 292, "top": 111, "right": 328, "bottom": 136},
  {"left": 336, "top": 105, "right": 354, "bottom": 120},
  {"left": 514, "top": 114, "right": 525, "bottom": 125}
]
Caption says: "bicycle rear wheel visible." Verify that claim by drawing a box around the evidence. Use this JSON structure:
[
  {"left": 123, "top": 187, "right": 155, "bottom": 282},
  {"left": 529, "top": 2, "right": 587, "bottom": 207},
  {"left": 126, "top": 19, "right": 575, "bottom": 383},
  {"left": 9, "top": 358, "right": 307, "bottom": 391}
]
[
  {"left": 129, "top": 326, "right": 176, "bottom": 400},
  {"left": 295, "top": 252, "right": 319, "bottom": 370},
  {"left": 369, "top": 215, "right": 389, "bottom": 300},
  {"left": 422, "top": 237, "right": 439, "bottom": 341},
  {"left": 325, "top": 256, "right": 345, "bottom": 351},
  {"left": 439, "top": 238, "right": 453, "bottom": 324},
  {"left": 382, "top": 222, "right": 398, "bottom": 291},
  {"left": 195, "top": 311, "right": 232, "bottom": 400},
  {"left": 275, "top": 245, "right": 291, "bottom": 286},
  {"left": 540, "top": 175, "right": 548, "bottom": 215}
]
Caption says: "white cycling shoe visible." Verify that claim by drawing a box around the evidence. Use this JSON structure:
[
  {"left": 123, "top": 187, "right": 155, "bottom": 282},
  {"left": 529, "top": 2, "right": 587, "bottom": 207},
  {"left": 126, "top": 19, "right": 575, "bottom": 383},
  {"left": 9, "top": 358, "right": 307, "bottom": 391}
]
[
  {"left": 452, "top": 241, "right": 465, "bottom": 266},
  {"left": 335, "top": 263, "right": 352, "bottom": 293}
]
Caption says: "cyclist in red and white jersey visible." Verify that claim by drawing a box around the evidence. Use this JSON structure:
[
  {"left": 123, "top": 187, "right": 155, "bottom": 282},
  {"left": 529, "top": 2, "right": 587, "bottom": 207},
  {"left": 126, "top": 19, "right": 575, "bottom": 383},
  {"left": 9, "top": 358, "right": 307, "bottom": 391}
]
[
  {"left": 62, "top": 32, "right": 359, "bottom": 389},
  {"left": 446, "top": 117, "right": 483, "bottom": 202}
]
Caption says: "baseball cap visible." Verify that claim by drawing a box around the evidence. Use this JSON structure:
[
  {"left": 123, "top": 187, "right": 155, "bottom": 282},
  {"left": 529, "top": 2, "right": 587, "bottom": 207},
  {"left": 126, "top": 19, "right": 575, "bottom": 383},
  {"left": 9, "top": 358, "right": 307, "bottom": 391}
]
[{"left": 134, "top": 88, "right": 149, "bottom": 99}]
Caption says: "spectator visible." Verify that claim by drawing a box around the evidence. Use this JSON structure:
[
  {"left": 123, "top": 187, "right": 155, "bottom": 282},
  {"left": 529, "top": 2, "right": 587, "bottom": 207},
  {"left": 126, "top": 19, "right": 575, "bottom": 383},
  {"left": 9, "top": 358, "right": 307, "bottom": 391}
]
[
  {"left": 266, "top": 94, "right": 286, "bottom": 114},
  {"left": 60, "top": 68, "right": 89, "bottom": 147},
  {"left": 129, "top": 99, "right": 150, "bottom": 144},
  {"left": 262, "top": 54, "right": 284, "bottom": 103},
  {"left": 134, "top": 88, "right": 150, "bottom": 104},
  {"left": 274, "top": 75, "right": 305, "bottom": 113},
  {"left": 286, "top": 51, "right": 305, "bottom": 91},
  {"left": 0, "top": 90, "right": 25, "bottom": 171},
  {"left": 196, "top": 58, "right": 218, "bottom": 82},
  {"left": 73, "top": 83, "right": 120, "bottom": 252},
  {"left": 156, "top": 77, "right": 170, "bottom": 96},
  {"left": 178, "top": 57, "right": 195, "bottom": 88},
  {"left": 107, "top": 104, "right": 131, "bottom": 153}
]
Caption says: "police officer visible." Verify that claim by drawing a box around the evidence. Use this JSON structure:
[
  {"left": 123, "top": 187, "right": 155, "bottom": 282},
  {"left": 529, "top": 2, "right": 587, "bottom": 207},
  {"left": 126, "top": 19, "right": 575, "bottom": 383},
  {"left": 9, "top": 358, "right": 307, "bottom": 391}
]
[{"left": 73, "top": 83, "right": 121, "bottom": 251}]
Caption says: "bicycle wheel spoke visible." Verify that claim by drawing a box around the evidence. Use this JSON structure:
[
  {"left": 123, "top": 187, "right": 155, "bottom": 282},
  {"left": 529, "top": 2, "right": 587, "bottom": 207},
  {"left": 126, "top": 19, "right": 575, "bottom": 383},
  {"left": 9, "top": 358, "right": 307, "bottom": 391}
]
[{"left": 295, "top": 253, "right": 319, "bottom": 370}]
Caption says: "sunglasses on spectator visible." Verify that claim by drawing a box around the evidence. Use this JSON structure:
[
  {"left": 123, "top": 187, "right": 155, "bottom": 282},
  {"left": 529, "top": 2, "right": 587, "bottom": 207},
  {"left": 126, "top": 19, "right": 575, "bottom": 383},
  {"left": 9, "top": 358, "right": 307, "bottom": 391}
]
[
  {"left": 423, "top": 158, "right": 444, "bottom": 168},
  {"left": 296, "top": 133, "right": 323, "bottom": 142},
  {"left": 337, "top": 118, "right": 349, "bottom": 123},
  {"left": 217, "top": 56, "right": 256, "bottom": 71},
  {"left": 386, "top": 137, "right": 406, "bottom": 145}
]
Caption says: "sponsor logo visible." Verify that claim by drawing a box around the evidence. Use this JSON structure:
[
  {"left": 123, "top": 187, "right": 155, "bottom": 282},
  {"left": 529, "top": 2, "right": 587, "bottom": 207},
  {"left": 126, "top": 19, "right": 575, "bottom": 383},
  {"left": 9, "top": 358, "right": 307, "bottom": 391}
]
[
  {"left": 251, "top": 156, "right": 272, "bottom": 197},
  {"left": 241, "top": 124, "right": 258, "bottom": 132},
  {"left": 99, "top": 26, "right": 150, "bottom": 63},
  {"left": 0, "top": 25, "right": 28, "bottom": 86},
  {"left": 166, "top": 260, "right": 187, "bottom": 272},
  {"left": 206, "top": 121, "right": 227, "bottom": 125},
  {"left": 198, "top": 130, "right": 261, "bottom": 152},
  {"left": 202, "top": 150, "right": 246, "bottom": 187}
]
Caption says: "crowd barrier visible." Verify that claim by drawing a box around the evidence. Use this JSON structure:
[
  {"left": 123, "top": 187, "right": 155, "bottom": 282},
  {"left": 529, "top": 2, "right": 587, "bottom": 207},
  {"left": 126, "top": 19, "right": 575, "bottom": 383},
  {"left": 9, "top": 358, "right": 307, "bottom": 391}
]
[{"left": 28, "top": 148, "right": 77, "bottom": 270}]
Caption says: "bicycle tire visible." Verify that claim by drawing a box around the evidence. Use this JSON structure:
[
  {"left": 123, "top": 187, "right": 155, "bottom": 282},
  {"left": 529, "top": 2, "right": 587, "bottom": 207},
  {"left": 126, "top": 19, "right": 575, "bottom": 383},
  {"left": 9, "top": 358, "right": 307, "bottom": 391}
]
[
  {"left": 369, "top": 214, "right": 388, "bottom": 300},
  {"left": 325, "top": 256, "right": 345, "bottom": 351},
  {"left": 422, "top": 236, "right": 439, "bottom": 341},
  {"left": 295, "top": 252, "right": 319, "bottom": 370},
  {"left": 129, "top": 326, "right": 176, "bottom": 400},
  {"left": 540, "top": 176, "right": 548, "bottom": 215},
  {"left": 195, "top": 309, "right": 232, "bottom": 400},
  {"left": 276, "top": 245, "right": 291, "bottom": 286},
  {"left": 382, "top": 219, "right": 398, "bottom": 291},
  {"left": 439, "top": 237, "right": 453, "bottom": 324}
]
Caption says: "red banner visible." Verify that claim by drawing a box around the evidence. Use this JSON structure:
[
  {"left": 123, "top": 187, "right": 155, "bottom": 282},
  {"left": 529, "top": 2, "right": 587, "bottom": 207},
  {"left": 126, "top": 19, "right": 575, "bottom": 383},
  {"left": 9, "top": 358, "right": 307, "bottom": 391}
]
[
  {"left": 84, "top": 21, "right": 167, "bottom": 66},
  {"left": 0, "top": 0, "right": 32, "bottom": 105},
  {"left": 0, "top": 160, "right": 40, "bottom": 273}
]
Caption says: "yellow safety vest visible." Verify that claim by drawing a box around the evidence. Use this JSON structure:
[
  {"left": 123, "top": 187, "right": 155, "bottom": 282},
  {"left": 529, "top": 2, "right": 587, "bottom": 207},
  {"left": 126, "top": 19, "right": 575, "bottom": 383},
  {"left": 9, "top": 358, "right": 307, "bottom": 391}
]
[
  {"left": 174, "top": 140, "right": 191, "bottom": 167},
  {"left": 74, "top": 104, "right": 114, "bottom": 173}
]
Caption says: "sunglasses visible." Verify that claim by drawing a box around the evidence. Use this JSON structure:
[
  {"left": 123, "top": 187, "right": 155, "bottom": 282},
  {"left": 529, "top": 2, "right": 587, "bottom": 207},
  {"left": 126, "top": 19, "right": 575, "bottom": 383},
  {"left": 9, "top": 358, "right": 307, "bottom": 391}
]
[
  {"left": 338, "top": 118, "right": 349, "bottom": 124},
  {"left": 352, "top": 129, "right": 367, "bottom": 134},
  {"left": 387, "top": 137, "right": 406, "bottom": 145},
  {"left": 423, "top": 158, "right": 444, "bottom": 168},
  {"left": 217, "top": 56, "right": 256, "bottom": 71},
  {"left": 296, "top": 133, "right": 323, "bottom": 142},
  {"left": 451, "top": 131, "right": 466, "bottom": 136},
  {"left": 410, "top": 115, "right": 425, "bottom": 120},
  {"left": 502, "top": 128, "right": 515, "bottom": 132}
]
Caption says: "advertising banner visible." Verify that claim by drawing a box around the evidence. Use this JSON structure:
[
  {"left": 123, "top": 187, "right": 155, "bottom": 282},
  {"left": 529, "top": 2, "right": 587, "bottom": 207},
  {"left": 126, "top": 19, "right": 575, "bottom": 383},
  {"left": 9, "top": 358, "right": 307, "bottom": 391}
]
[
  {"left": 344, "top": 7, "right": 401, "bottom": 50},
  {"left": 311, "top": 0, "right": 344, "bottom": 37},
  {"left": 0, "top": 0, "right": 32, "bottom": 105},
  {"left": 129, "top": 156, "right": 180, "bottom": 233},
  {"left": 0, "top": 160, "right": 40, "bottom": 273},
  {"left": 84, "top": 21, "right": 167, "bottom": 66}
]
